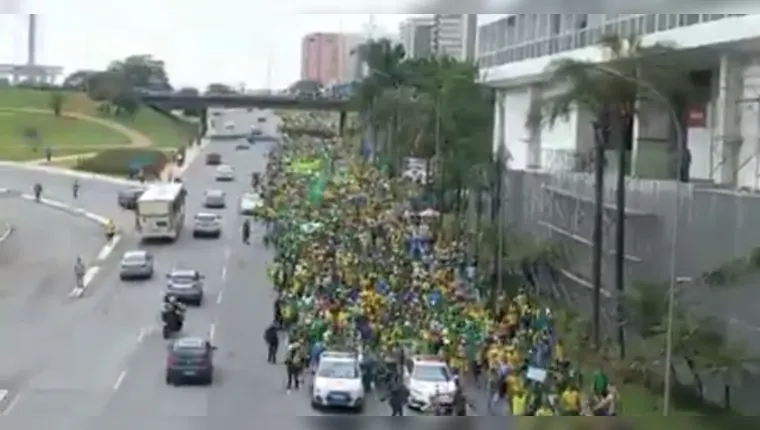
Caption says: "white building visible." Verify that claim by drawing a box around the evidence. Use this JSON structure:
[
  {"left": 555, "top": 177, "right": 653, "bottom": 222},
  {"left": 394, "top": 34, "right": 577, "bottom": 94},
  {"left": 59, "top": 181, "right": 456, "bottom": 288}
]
[
  {"left": 432, "top": 14, "right": 466, "bottom": 59},
  {"left": 477, "top": 14, "right": 760, "bottom": 189},
  {"left": 400, "top": 16, "right": 434, "bottom": 58}
]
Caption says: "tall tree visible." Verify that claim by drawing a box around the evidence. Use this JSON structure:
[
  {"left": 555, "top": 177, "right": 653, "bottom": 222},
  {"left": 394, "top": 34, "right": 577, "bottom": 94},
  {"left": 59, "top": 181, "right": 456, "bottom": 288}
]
[
  {"left": 108, "top": 54, "right": 172, "bottom": 91},
  {"left": 527, "top": 34, "right": 695, "bottom": 351},
  {"left": 205, "top": 83, "right": 235, "bottom": 95}
]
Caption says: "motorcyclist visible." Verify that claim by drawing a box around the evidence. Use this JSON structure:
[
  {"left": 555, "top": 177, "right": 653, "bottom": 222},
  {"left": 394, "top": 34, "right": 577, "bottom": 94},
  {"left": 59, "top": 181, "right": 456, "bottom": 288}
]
[
  {"left": 72, "top": 179, "right": 80, "bottom": 199},
  {"left": 242, "top": 219, "right": 251, "bottom": 245},
  {"left": 161, "top": 295, "right": 185, "bottom": 331},
  {"left": 74, "top": 257, "right": 86, "bottom": 288},
  {"left": 33, "top": 183, "right": 42, "bottom": 202},
  {"left": 263, "top": 323, "right": 279, "bottom": 364}
]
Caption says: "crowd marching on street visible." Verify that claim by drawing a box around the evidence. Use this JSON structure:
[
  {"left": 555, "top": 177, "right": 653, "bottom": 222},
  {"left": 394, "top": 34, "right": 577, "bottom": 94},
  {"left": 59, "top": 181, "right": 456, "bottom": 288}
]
[{"left": 256, "top": 113, "right": 620, "bottom": 416}]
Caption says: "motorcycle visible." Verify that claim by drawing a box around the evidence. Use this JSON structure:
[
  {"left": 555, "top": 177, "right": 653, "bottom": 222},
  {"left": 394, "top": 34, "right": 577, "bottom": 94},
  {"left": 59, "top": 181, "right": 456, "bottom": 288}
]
[{"left": 161, "top": 309, "right": 184, "bottom": 339}]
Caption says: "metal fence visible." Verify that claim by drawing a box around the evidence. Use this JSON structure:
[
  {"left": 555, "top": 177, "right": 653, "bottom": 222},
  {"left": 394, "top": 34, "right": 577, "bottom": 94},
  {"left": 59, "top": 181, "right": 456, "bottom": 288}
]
[{"left": 495, "top": 149, "right": 760, "bottom": 413}]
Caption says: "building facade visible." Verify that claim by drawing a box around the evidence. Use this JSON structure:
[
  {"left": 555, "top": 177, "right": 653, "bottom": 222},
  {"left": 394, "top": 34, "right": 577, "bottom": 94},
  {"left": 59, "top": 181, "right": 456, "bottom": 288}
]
[
  {"left": 301, "top": 33, "right": 342, "bottom": 85},
  {"left": 432, "top": 14, "right": 465, "bottom": 59},
  {"left": 399, "top": 16, "right": 434, "bottom": 59},
  {"left": 477, "top": 14, "right": 760, "bottom": 189}
]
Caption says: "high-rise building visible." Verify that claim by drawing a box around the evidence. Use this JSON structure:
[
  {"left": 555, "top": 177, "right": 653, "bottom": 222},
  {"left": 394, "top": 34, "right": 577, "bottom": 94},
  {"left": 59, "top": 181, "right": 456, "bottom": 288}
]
[
  {"left": 301, "top": 33, "right": 341, "bottom": 85},
  {"left": 399, "top": 16, "right": 434, "bottom": 59},
  {"left": 432, "top": 14, "right": 466, "bottom": 59},
  {"left": 462, "top": 14, "right": 477, "bottom": 62},
  {"left": 301, "top": 32, "right": 366, "bottom": 85}
]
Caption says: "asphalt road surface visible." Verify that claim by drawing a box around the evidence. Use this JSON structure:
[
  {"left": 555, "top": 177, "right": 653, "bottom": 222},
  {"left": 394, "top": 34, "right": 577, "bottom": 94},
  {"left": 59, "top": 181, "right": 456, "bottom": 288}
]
[{"left": 0, "top": 194, "right": 113, "bottom": 422}]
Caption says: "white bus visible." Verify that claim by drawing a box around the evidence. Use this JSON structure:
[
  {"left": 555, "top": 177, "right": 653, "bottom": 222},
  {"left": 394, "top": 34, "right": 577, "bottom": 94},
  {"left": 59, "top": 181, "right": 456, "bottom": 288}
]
[{"left": 136, "top": 183, "right": 187, "bottom": 241}]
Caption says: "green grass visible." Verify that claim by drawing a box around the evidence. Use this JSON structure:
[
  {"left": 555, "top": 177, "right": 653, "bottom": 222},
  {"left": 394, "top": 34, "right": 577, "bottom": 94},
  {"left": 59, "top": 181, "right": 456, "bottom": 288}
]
[
  {"left": 0, "top": 112, "right": 130, "bottom": 161},
  {"left": 0, "top": 88, "right": 195, "bottom": 154},
  {"left": 112, "top": 108, "right": 195, "bottom": 148}
]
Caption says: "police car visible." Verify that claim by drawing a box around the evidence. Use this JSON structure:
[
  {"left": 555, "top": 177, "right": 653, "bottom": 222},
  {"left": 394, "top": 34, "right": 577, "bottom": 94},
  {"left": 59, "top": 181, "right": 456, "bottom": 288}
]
[
  {"left": 311, "top": 351, "right": 364, "bottom": 412},
  {"left": 403, "top": 355, "right": 456, "bottom": 411}
]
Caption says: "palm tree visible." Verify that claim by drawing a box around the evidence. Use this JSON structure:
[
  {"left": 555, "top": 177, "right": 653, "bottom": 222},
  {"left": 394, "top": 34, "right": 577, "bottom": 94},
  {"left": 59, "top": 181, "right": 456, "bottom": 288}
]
[{"left": 528, "top": 34, "right": 695, "bottom": 351}]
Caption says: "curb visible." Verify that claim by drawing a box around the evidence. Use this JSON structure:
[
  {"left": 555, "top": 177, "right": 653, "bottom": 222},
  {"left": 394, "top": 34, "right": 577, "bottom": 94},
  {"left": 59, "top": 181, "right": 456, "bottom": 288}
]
[{"left": 0, "top": 188, "right": 120, "bottom": 299}]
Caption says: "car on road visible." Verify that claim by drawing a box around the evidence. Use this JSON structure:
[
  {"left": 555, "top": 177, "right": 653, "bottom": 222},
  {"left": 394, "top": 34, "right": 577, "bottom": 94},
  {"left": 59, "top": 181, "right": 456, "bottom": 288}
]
[
  {"left": 192, "top": 212, "right": 222, "bottom": 238},
  {"left": 203, "top": 189, "right": 226, "bottom": 208},
  {"left": 404, "top": 355, "right": 456, "bottom": 411},
  {"left": 235, "top": 142, "right": 249, "bottom": 150},
  {"left": 205, "top": 152, "right": 222, "bottom": 165},
  {"left": 215, "top": 165, "right": 235, "bottom": 181},
  {"left": 239, "top": 192, "right": 263, "bottom": 215},
  {"left": 119, "top": 250, "right": 154, "bottom": 280},
  {"left": 165, "top": 268, "right": 204, "bottom": 305},
  {"left": 311, "top": 351, "right": 364, "bottom": 411},
  {"left": 117, "top": 187, "right": 145, "bottom": 210},
  {"left": 165, "top": 336, "right": 216, "bottom": 385}
]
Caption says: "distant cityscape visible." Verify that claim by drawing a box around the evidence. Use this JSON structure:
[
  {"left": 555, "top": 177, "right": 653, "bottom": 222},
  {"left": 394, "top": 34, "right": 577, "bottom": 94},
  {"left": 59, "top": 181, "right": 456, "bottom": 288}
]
[{"left": 299, "top": 14, "right": 477, "bottom": 90}]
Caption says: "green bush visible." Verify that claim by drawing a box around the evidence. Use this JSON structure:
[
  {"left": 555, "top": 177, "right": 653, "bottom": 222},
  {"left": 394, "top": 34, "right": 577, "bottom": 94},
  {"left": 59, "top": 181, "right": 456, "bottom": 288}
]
[{"left": 76, "top": 148, "right": 169, "bottom": 176}]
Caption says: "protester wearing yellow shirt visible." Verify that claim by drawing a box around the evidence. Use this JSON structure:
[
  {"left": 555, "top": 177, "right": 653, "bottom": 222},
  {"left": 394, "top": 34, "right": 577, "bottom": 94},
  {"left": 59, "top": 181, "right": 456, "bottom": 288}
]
[
  {"left": 511, "top": 389, "right": 528, "bottom": 415},
  {"left": 560, "top": 385, "right": 581, "bottom": 415}
]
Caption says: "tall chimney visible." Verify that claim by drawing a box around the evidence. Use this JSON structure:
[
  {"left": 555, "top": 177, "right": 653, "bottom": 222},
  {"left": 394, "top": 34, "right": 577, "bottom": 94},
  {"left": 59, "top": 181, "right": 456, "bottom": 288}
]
[{"left": 27, "top": 14, "right": 37, "bottom": 65}]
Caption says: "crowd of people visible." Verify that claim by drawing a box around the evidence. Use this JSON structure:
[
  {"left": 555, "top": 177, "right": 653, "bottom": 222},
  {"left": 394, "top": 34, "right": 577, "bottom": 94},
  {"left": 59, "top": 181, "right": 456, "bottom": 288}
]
[{"left": 257, "top": 114, "right": 620, "bottom": 416}]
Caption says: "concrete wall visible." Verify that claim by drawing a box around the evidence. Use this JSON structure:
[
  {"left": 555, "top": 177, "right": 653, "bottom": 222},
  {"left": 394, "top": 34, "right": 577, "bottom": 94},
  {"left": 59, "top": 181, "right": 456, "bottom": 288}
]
[{"left": 502, "top": 168, "right": 760, "bottom": 412}]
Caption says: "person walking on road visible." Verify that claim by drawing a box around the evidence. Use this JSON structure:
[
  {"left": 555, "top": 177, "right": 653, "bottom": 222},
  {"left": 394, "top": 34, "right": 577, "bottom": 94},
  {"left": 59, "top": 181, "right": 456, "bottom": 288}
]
[{"left": 74, "top": 257, "right": 86, "bottom": 289}]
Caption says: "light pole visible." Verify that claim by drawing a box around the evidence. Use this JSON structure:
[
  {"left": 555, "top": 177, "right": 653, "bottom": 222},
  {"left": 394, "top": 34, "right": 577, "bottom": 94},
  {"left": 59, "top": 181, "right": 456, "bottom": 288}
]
[{"left": 594, "top": 64, "right": 685, "bottom": 415}]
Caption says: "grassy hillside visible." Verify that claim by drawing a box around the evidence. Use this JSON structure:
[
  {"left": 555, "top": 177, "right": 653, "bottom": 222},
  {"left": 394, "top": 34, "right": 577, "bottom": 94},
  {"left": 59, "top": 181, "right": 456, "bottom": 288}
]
[{"left": 0, "top": 88, "right": 195, "bottom": 161}]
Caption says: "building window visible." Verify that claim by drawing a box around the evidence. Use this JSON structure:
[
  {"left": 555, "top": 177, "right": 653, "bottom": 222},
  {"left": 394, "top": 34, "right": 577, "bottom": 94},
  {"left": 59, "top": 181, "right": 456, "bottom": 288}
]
[
  {"left": 537, "top": 14, "right": 548, "bottom": 40},
  {"left": 506, "top": 16, "right": 516, "bottom": 46},
  {"left": 685, "top": 14, "right": 700, "bottom": 25},
  {"left": 656, "top": 14, "right": 668, "bottom": 31},
  {"left": 516, "top": 14, "right": 526, "bottom": 44},
  {"left": 577, "top": 14, "right": 588, "bottom": 29},
  {"left": 496, "top": 18, "right": 506, "bottom": 49},
  {"left": 667, "top": 14, "right": 678, "bottom": 29},
  {"left": 550, "top": 14, "right": 561, "bottom": 35},
  {"left": 644, "top": 14, "right": 656, "bottom": 34}
]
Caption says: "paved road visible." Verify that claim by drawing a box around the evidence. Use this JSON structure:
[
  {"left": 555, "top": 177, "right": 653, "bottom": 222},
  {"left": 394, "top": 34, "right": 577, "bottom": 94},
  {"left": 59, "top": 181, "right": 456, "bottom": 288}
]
[{"left": 0, "top": 194, "right": 115, "bottom": 420}]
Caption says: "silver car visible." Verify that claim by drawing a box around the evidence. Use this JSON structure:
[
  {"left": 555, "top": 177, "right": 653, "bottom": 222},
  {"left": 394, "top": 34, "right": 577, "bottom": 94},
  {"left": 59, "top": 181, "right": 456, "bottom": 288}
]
[
  {"left": 203, "top": 189, "right": 226, "bottom": 208},
  {"left": 119, "top": 250, "right": 154, "bottom": 280},
  {"left": 166, "top": 269, "right": 205, "bottom": 306},
  {"left": 192, "top": 212, "right": 221, "bottom": 238},
  {"left": 215, "top": 165, "right": 235, "bottom": 181}
]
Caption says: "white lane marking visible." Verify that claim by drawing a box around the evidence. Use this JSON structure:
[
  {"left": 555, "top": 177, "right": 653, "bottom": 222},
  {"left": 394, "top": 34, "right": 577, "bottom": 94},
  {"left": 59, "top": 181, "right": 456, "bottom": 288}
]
[
  {"left": 0, "top": 223, "right": 12, "bottom": 243},
  {"left": 2, "top": 393, "right": 21, "bottom": 415},
  {"left": 216, "top": 290, "right": 223, "bottom": 304},
  {"left": 113, "top": 370, "right": 127, "bottom": 391},
  {"left": 97, "top": 235, "right": 120, "bottom": 260},
  {"left": 209, "top": 323, "right": 216, "bottom": 341},
  {"left": 137, "top": 327, "right": 146, "bottom": 343},
  {"left": 224, "top": 247, "right": 231, "bottom": 260},
  {"left": 83, "top": 266, "right": 100, "bottom": 288},
  {"left": 0, "top": 389, "right": 7, "bottom": 403},
  {"left": 221, "top": 266, "right": 227, "bottom": 282}
]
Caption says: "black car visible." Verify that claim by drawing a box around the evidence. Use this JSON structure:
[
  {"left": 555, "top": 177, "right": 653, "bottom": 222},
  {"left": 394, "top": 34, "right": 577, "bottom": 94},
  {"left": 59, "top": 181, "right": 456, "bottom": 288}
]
[
  {"left": 165, "top": 337, "right": 216, "bottom": 385},
  {"left": 206, "top": 152, "right": 221, "bottom": 165},
  {"left": 117, "top": 187, "right": 145, "bottom": 209}
]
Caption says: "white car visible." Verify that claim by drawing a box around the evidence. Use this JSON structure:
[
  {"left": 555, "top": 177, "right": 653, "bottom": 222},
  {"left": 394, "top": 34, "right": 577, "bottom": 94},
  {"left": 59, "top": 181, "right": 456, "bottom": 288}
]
[
  {"left": 404, "top": 355, "right": 456, "bottom": 411},
  {"left": 239, "top": 192, "right": 263, "bottom": 215},
  {"left": 192, "top": 212, "right": 222, "bottom": 238},
  {"left": 215, "top": 165, "right": 235, "bottom": 181},
  {"left": 311, "top": 351, "right": 364, "bottom": 411}
]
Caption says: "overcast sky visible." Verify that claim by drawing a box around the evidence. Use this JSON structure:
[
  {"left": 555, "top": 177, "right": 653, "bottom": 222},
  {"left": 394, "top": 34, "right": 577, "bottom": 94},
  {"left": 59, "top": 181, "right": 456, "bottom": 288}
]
[{"left": 0, "top": 6, "right": 416, "bottom": 89}]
